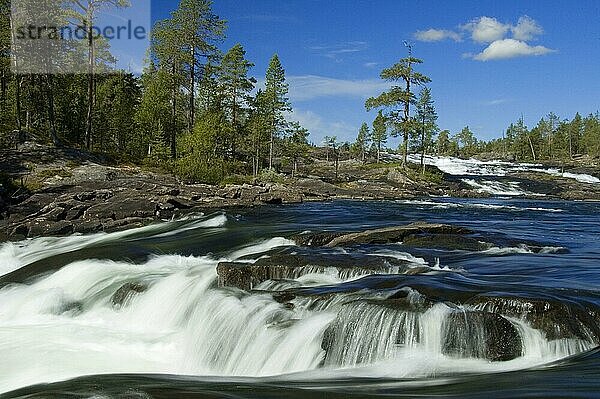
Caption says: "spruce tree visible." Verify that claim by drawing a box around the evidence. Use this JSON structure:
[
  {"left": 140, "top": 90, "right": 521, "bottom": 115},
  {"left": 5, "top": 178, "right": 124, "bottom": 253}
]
[
  {"left": 264, "top": 54, "right": 291, "bottom": 170},
  {"left": 371, "top": 110, "right": 388, "bottom": 163},
  {"left": 415, "top": 87, "right": 438, "bottom": 171},
  {"left": 354, "top": 122, "right": 370, "bottom": 162}
]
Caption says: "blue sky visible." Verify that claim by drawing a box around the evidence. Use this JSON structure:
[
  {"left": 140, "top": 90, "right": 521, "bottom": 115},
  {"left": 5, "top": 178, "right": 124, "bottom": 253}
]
[{"left": 151, "top": 0, "right": 600, "bottom": 146}]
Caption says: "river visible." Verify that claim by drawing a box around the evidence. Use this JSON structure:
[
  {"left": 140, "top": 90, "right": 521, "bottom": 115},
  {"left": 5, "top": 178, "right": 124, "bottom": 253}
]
[{"left": 1, "top": 195, "right": 599, "bottom": 398}]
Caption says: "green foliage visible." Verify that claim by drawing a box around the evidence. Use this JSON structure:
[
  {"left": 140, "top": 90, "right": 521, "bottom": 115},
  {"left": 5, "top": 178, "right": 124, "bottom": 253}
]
[
  {"left": 366, "top": 55, "right": 431, "bottom": 164},
  {"left": 352, "top": 122, "right": 370, "bottom": 161},
  {"left": 371, "top": 110, "right": 388, "bottom": 163},
  {"left": 264, "top": 54, "right": 291, "bottom": 170},
  {"left": 455, "top": 126, "right": 478, "bottom": 157},
  {"left": 413, "top": 87, "right": 438, "bottom": 163}
]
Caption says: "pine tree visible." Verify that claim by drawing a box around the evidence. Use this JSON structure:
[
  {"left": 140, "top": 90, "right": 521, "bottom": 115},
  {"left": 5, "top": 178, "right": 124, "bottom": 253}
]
[
  {"left": 436, "top": 130, "right": 451, "bottom": 155},
  {"left": 283, "top": 121, "right": 309, "bottom": 177},
  {"left": 219, "top": 43, "right": 255, "bottom": 158},
  {"left": 354, "top": 122, "right": 370, "bottom": 162},
  {"left": 366, "top": 49, "right": 430, "bottom": 166},
  {"left": 171, "top": 0, "right": 225, "bottom": 134},
  {"left": 152, "top": 0, "right": 225, "bottom": 158},
  {"left": 371, "top": 110, "right": 388, "bottom": 163},
  {"left": 455, "top": 126, "right": 477, "bottom": 157},
  {"left": 415, "top": 87, "right": 438, "bottom": 171},
  {"left": 264, "top": 54, "right": 291, "bottom": 170}
]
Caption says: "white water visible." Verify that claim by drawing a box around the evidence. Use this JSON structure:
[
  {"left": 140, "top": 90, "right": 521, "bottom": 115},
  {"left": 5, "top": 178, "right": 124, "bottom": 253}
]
[
  {"left": 405, "top": 154, "right": 600, "bottom": 184},
  {"left": 396, "top": 153, "right": 600, "bottom": 196},
  {"left": 0, "top": 213, "right": 229, "bottom": 278},
  {"left": 0, "top": 218, "right": 593, "bottom": 393}
]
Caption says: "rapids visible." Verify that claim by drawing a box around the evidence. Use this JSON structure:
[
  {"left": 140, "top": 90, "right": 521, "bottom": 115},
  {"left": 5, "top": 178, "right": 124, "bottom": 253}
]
[{"left": 1, "top": 198, "right": 600, "bottom": 398}]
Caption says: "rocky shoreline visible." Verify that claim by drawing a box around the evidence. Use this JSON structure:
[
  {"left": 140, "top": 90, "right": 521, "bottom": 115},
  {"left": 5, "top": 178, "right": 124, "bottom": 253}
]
[{"left": 1, "top": 142, "right": 599, "bottom": 241}]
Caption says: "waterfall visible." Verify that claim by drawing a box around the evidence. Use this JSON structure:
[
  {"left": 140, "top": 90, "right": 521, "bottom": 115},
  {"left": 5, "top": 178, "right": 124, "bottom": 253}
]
[{"left": 0, "top": 215, "right": 597, "bottom": 394}]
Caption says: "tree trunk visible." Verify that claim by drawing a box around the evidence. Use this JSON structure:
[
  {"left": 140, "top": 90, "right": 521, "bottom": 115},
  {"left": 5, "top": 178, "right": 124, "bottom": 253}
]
[
  {"left": 568, "top": 130, "right": 573, "bottom": 160},
  {"left": 377, "top": 142, "right": 381, "bottom": 163},
  {"left": 0, "top": 68, "right": 6, "bottom": 106},
  {"left": 8, "top": 11, "right": 22, "bottom": 134},
  {"left": 85, "top": 18, "right": 95, "bottom": 150},
  {"left": 15, "top": 75, "right": 22, "bottom": 132},
  {"left": 334, "top": 148, "right": 339, "bottom": 180},
  {"left": 269, "top": 119, "right": 275, "bottom": 170},
  {"left": 403, "top": 59, "right": 412, "bottom": 166},
  {"left": 528, "top": 135, "right": 536, "bottom": 161},
  {"left": 46, "top": 75, "right": 60, "bottom": 146},
  {"left": 420, "top": 123, "right": 426, "bottom": 175},
  {"left": 188, "top": 48, "right": 195, "bottom": 134},
  {"left": 171, "top": 64, "right": 177, "bottom": 159},
  {"left": 402, "top": 132, "right": 408, "bottom": 166}
]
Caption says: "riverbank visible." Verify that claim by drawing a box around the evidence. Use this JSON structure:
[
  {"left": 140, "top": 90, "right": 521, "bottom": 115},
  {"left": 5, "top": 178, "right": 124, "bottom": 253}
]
[{"left": 1, "top": 142, "right": 599, "bottom": 240}]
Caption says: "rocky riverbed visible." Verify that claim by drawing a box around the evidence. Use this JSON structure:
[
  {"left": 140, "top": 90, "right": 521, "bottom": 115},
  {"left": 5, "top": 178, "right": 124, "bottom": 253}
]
[{"left": 1, "top": 142, "right": 600, "bottom": 240}]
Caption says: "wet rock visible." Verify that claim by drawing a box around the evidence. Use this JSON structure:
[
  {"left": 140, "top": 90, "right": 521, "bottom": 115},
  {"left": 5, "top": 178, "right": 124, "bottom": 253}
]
[
  {"left": 402, "top": 234, "right": 491, "bottom": 251},
  {"left": 217, "top": 251, "right": 416, "bottom": 290},
  {"left": 323, "top": 223, "right": 473, "bottom": 247},
  {"left": 102, "top": 217, "right": 148, "bottom": 233},
  {"left": 27, "top": 220, "right": 74, "bottom": 237},
  {"left": 468, "top": 295, "right": 600, "bottom": 341},
  {"left": 216, "top": 262, "right": 254, "bottom": 291},
  {"left": 442, "top": 310, "right": 522, "bottom": 362},
  {"left": 111, "top": 282, "right": 148, "bottom": 308},
  {"left": 73, "top": 220, "right": 103, "bottom": 234},
  {"left": 58, "top": 301, "right": 84, "bottom": 315},
  {"left": 256, "top": 186, "right": 303, "bottom": 205},
  {"left": 43, "top": 206, "right": 67, "bottom": 222},
  {"left": 167, "top": 197, "right": 194, "bottom": 209},
  {"left": 217, "top": 186, "right": 241, "bottom": 199},
  {"left": 85, "top": 196, "right": 157, "bottom": 221},
  {"left": 290, "top": 231, "right": 345, "bottom": 246}
]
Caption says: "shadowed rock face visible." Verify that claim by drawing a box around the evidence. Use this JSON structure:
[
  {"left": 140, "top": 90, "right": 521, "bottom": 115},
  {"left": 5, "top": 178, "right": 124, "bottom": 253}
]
[
  {"left": 217, "top": 251, "right": 419, "bottom": 290},
  {"left": 402, "top": 234, "right": 492, "bottom": 251},
  {"left": 468, "top": 296, "right": 600, "bottom": 342},
  {"left": 442, "top": 310, "right": 523, "bottom": 362},
  {"left": 111, "top": 282, "right": 148, "bottom": 308}
]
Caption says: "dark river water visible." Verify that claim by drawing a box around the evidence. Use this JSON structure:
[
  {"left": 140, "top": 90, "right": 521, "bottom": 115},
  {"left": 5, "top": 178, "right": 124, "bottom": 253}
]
[{"left": 1, "top": 198, "right": 599, "bottom": 398}]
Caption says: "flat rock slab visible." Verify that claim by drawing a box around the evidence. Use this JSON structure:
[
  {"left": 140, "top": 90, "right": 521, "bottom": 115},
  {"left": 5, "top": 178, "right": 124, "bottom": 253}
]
[
  {"left": 217, "top": 250, "right": 423, "bottom": 290},
  {"left": 293, "top": 222, "right": 473, "bottom": 248}
]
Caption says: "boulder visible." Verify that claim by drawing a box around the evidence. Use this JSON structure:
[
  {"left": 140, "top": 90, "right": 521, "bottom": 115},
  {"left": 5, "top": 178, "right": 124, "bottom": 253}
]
[
  {"left": 402, "top": 233, "right": 491, "bottom": 251},
  {"left": 217, "top": 251, "right": 418, "bottom": 290},
  {"left": 323, "top": 223, "right": 473, "bottom": 247},
  {"left": 468, "top": 295, "right": 600, "bottom": 341},
  {"left": 111, "top": 282, "right": 148, "bottom": 308},
  {"left": 442, "top": 310, "right": 522, "bottom": 362},
  {"left": 85, "top": 196, "right": 157, "bottom": 220}
]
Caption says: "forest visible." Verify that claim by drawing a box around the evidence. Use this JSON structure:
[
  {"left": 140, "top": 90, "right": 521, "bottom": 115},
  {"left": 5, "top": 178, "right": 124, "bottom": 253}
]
[{"left": 1, "top": 0, "right": 599, "bottom": 188}]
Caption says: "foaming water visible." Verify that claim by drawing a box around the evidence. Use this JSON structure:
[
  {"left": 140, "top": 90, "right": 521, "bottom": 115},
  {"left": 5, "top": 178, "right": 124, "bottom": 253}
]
[
  {"left": 0, "top": 213, "right": 228, "bottom": 278},
  {"left": 1, "top": 200, "right": 599, "bottom": 397}
]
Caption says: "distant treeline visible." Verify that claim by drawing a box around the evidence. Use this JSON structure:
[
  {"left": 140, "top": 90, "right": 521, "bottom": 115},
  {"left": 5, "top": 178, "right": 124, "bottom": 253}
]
[{"left": 0, "top": 0, "right": 309, "bottom": 183}]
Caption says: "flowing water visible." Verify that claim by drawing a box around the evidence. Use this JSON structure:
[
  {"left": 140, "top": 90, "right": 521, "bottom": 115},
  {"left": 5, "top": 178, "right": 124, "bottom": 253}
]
[{"left": 1, "top": 198, "right": 600, "bottom": 398}]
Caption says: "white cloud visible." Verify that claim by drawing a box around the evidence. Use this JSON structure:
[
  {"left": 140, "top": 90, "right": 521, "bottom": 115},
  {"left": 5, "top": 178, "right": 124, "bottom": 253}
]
[
  {"left": 414, "top": 29, "right": 462, "bottom": 42},
  {"left": 511, "top": 16, "right": 543, "bottom": 41},
  {"left": 473, "top": 39, "right": 556, "bottom": 61},
  {"left": 364, "top": 62, "right": 379, "bottom": 68},
  {"left": 461, "top": 16, "right": 510, "bottom": 43},
  {"left": 483, "top": 98, "right": 510, "bottom": 106},
  {"left": 287, "top": 75, "right": 389, "bottom": 102},
  {"left": 308, "top": 41, "right": 368, "bottom": 60},
  {"left": 290, "top": 109, "right": 357, "bottom": 143}
]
